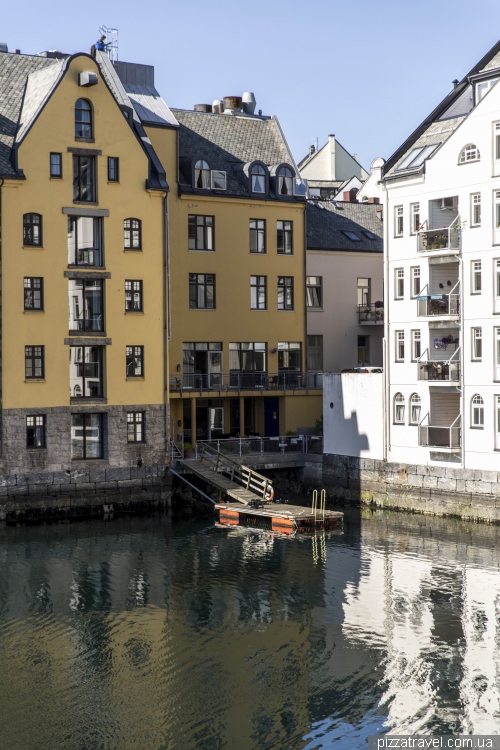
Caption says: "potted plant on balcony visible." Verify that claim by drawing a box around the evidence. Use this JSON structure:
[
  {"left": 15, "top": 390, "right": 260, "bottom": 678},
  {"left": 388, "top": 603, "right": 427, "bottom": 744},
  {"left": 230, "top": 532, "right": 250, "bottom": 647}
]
[
  {"left": 184, "top": 442, "right": 193, "bottom": 459},
  {"left": 374, "top": 300, "right": 383, "bottom": 320}
]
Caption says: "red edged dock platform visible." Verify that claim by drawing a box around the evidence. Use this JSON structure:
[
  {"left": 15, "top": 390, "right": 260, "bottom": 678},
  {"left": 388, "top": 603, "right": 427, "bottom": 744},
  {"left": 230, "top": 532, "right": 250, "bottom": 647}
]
[{"left": 215, "top": 502, "right": 344, "bottom": 534}]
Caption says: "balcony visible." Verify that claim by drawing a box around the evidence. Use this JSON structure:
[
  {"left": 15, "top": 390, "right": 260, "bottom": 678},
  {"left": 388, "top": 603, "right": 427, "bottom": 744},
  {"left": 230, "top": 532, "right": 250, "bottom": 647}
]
[
  {"left": 358, "top": 303, "right": 384, "bottom": 325},
  {"left": 418, "top": 346, "right": 460, "bottom": 384},
  {"left": 418, "top": 413, "right": 461, "bottom": 450},
  {"left": 417, "top": 293, "right": 459, "bottom": 317},
  {"left": 169, "top": 372, "right": 323, "bottom": 394},
  {"left": 417, "top": 224, "right": 461, "bottom": 253}
]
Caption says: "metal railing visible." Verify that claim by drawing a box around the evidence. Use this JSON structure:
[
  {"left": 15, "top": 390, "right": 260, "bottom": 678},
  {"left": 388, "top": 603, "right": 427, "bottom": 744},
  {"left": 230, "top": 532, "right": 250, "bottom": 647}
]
[
  {"left": 418, "top": 413, "right": 461, "bottom": 448},
  {"left": 358, "top": 303, "right": 384, "bottom": 324},
  {"left": 417, "top": 219, "right": 461, "bottom": 252},
  {"left": 417, "top": 346, "right": 461, "bottom": 382},
  {"left": 196, "top": 435, "right": 323, "bottom": 457},
  {"left": 169, "top": 372, "right": 323, "bottom": 394},
  {"left": 197, "top": 442, "right": 273, "bottom": 502},
  {"left": 417, "top": 281, "right": 460, "bottom": 317}
]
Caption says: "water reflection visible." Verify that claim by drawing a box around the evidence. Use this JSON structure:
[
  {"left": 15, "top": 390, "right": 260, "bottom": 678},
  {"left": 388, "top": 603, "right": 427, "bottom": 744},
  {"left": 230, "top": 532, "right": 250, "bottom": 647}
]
[{"left": 1, "top": 510, "right": 500, "bottom": 748}]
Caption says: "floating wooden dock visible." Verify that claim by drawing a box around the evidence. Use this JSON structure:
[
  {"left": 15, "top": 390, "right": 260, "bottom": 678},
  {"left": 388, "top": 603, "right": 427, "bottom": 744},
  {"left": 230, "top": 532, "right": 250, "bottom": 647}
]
[{"left": 215, "top": 502, "right": 344, "bottom": 534}]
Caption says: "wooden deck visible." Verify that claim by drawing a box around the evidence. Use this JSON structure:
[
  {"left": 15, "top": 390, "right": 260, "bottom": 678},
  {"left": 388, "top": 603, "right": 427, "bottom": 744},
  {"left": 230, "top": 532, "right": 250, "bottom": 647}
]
[
  {"left": 215, "top": 502, "right": 344, "bottom": 534},
  {"left": 179, "top": 459, "right": 263, "bottom": 505}
]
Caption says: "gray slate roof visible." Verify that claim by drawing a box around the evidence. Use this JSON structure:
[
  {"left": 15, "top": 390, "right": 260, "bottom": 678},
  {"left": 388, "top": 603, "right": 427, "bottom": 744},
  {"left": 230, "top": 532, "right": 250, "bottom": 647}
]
[
  {"left": 171, "top": 108, "right": 297, "bottom": 197},
  {"left": 306, "top": 200, "right": 383, "bottom": 252},
  {"left": 0, "top": 51, "right": 59, "bottom": 177}
]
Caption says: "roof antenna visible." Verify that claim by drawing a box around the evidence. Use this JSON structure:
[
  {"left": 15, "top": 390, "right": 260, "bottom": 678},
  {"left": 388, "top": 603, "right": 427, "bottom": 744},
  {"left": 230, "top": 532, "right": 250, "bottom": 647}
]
[{"left": 97, "top": 26, "right": 119, "bottom": 62}]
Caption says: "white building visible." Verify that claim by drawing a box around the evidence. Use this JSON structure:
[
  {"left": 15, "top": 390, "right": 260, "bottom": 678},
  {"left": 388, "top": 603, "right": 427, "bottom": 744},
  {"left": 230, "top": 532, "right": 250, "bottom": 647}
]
[
  {"left": 382, "top": 40, "right": 500, "bottom": 470},
  {"left": 298, "top": 134, "right": 369, "bottom": 201}
]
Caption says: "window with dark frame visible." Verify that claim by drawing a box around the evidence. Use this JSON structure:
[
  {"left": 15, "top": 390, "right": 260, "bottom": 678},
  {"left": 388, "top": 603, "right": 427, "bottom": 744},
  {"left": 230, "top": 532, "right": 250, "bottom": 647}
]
[
  {"left": 126, "top": 346, "right": 144, "bottom": 377},
  {"left": 277, "top": 166, "right": 294, "bottom": 195},
  {"left": 125, "top": 280, "right": 143, "bottom": 311},
  {"left": 67, "top": 216, "right": 103, "bottom": 266},
  {"left": 194, "top": 160, "right": 210, "bottom": 189},
  {"left": 75, "top": 99, "right": 92, "bottom": 139},
  {"left": 250, "top": 219, "right": 266, "bottom": 253},
  {"left": 24, "top": 277, "right": 43, "bottom": 310},
  {"left": 127, "top": 412, "right": 145, "bottom": 443},
  {"left": 124, "top": 218, "right": 142, "bottom": 250},
  {"left": 71, "top": 413, "right": 103, "bottom": 459},
  {"left": 278, "top": 341, "right": 301, "bottom": 372},
  {"left": 251, "top": 164, "right": 266, "bottom": 193},
  {"left": 307, "top": 335, "right": 323, "bottom": 370},
  {"left": 25, "top": 346, "right": 44, "bottom": 379},
  {"left": 26, "top": 415, "right": 46, "bottom": 449},
  {"left": 250, "top": 276, "right": 267, "bottom": 310},
  {"left": 306, "top": 276, "right": 322, "bottom": 308},
  {"left": 73, "top": 155, "right": 96, "bottom": 202},
  {"left": 277, "top": 220, "right": 293, "bottom": 254},
  {"left": 50, "top": 153, "right": 62, "bottom": 178},
  {"left": 68, "top": 279, "right": 104, "bottom": 332},
  {"left": 278, "top": 276, "right": 294, "bottom": 310},
  {"left": 23, "top": 213, "right": 42, "bottom": 246},
  {"left": 69, "top": 346, "right": 103, "bottom": 398},
  {"left": 188, "top": 215, "right": 214, "bottom": 251},
  {"left": 189, "top": 274, "right": 215, "bottom": 309},
  {"left": 108, "top": 157, "right": 119, "bottom": 182}
]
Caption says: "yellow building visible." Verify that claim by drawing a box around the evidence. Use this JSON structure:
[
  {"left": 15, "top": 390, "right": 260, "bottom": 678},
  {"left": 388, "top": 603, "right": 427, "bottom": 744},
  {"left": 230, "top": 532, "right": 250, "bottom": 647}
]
[
  {"left": 0, "top": 49, "right": 168, "bottom": 477},
  {"left": 112, "top": 74, "right": 323, "bottom": 446}
]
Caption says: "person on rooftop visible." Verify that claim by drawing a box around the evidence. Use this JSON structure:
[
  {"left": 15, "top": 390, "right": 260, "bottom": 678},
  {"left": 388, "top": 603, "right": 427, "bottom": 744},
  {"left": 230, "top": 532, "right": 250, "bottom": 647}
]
[{"left": 95, "top": 35, "right": 106, "bottom": 51}]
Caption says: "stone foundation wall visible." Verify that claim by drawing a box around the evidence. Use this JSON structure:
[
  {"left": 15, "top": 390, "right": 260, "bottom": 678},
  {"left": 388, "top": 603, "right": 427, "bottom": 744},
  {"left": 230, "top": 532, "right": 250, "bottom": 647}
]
[{"left": 323, "top": 453, "right": 500, "bottom": 524}]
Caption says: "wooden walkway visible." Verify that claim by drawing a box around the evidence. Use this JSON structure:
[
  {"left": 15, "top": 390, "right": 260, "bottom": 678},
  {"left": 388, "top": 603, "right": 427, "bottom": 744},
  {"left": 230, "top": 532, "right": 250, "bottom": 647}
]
[
  {"left": 178, "top": 459, "right": 263, "bottom": 505},
  {"left": 215, "top": 502, "right": 344, "bottom": 534}
]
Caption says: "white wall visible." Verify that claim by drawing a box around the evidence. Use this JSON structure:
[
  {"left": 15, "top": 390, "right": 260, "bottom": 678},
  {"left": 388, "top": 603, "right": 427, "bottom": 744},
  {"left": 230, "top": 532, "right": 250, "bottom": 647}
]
[{"left": 323, "top": 373, "right": 384, "bottom": 458}]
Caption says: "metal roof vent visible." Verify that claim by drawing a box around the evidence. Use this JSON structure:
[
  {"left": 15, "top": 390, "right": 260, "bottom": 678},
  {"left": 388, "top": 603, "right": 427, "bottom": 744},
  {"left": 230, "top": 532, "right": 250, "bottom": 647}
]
[
  {"left": 242, "top": 92, "right": 256, "bottom": 115},
  {"left": 0, "top": 43, "right": 8, "bottom": 53},
  {"left": 194, "top": 104, "right": 212, "bottom": 113},
  {"left": 212, "top": 100, "right": 223, "bottom": 114},
  {"left": 223, "top": 96, "right": 242, "bottom": 114}
]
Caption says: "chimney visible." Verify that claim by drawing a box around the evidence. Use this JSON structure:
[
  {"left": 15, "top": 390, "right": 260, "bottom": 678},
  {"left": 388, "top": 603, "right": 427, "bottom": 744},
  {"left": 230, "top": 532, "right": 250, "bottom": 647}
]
[
  {"left": 13, "top": 49, "right": 21, "bottom": 54},
  {"left": 194, "top": 104, "right": 212, "bottom": 113},
  {"left": 329, "top": 134, "right": 336, "bottom": 181},
  {"left": 452, "top": 79, "right": 459, "bottom": 88},
  {"left": 368, "top": 197, "right": 380, "bottom": 204},
  {"left": 309, "top": 144, "right": 315, "bottom": 156},
  {"left": 343, "top": 189, "right": 358, "bottom": 203}
]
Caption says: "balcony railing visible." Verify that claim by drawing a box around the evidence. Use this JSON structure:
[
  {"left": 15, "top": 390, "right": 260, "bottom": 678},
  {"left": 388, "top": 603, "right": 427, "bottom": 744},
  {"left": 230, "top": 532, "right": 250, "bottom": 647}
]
[
  {"left": 169, "top": 371, "right": 324, "bottom": 394},
  {"left": 418, "top": 413, "right": 461, "bottom": 449},
  {"left": 196, "top": 435, "right": 323, "bottom": 457},
  {"left": 417, "top": 294, "right": 459, "bottom": 316},
  {"left": 417, "top": 221, "right": 461, "bottom": 252},
  {"left": 358, "top": 303, "right": 384, "bottom": 324},
  {"left": 418, "top": 361, "right": 460, "bottom": 381}
]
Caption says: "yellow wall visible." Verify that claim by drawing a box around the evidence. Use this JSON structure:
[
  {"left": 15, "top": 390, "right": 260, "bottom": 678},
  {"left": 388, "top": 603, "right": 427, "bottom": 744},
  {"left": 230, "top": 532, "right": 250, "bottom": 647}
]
[
  {"left": 280, "top": 394, "right": 322, "bottom": 434},
  {"left": 3, "top": 54, "right": 166, "bottom": 409}
]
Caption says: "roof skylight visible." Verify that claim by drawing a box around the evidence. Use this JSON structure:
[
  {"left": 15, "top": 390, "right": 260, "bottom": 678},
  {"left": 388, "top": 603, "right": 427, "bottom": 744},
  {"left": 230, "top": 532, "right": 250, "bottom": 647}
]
[
  {"left": 396, "top": 143, "right": 440, "bottom": 171},
  {"left": 342, "top": 231, "right": 361, "bottom": 241}
]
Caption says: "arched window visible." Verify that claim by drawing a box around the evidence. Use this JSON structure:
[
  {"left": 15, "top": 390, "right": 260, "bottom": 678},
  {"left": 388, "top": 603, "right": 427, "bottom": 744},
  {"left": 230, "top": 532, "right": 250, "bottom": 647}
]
[
  {"left": 251, "top": 164, "right": 266, "bottom": 193},
  {"left": 23, "top": 213, "right": 42, "bottom": 246},
  {"left": 277, "top": 165, "right": 294, "bottom": 195},
  {"left": 124, "top": 219, "right": 142, "bottom": 250},
  {"left": 394, "top": 393, "right": 405, "bottom": 424},
  {"left": 409, "top": 393, "right": 421, "bottom": 425},
  {"left": 471, "top": 394, "right": 484, "bottom": 427},
  {"left": 194, "top": 160, "right": 210, "bottom": 189},
  {"left": 75, "top": 99, "right": 92, "bottom": 139},
  {"left": 459, "top": 144, "right": 480, "bottom": 163}
]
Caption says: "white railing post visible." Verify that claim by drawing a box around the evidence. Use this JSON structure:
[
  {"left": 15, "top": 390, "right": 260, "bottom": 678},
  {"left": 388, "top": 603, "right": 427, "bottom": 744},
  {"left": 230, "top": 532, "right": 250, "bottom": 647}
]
[
  {"left": 260, "top": 437, "right": 263, "bottom": 455},
  {"left": 239, "top": 439, "right": 242, "bottom": 457}
]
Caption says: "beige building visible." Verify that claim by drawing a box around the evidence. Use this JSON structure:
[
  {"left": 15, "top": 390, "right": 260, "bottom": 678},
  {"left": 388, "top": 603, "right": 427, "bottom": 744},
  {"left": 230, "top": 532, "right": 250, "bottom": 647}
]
[{"left": 305, "top": 198, "right": 383, "bottom": 372}]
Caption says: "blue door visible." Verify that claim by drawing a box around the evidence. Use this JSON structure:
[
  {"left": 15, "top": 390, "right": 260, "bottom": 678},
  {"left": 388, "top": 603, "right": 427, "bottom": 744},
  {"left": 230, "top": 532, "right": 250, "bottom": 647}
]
[{"left": 264, "top": 398, "right": 280, "bottom": 437}]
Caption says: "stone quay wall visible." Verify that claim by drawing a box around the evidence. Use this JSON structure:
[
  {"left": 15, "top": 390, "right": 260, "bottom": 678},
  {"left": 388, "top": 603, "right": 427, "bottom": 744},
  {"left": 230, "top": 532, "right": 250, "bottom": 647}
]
[{"left": 323, "top": 453, "right": 500, "bottom": 524}]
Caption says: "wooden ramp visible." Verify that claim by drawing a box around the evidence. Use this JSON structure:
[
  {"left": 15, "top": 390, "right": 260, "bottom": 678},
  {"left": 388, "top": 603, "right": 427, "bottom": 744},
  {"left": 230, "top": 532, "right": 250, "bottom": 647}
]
[{"left": 178, "top": 459, "right": 265, "bottom": 505}]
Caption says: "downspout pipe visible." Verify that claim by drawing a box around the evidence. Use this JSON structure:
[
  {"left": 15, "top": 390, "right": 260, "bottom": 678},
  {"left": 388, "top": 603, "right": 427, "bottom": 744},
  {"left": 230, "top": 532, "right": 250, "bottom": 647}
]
[
  {"left": 0, "top": 178, "right": 3, "bottom": 458},
  {"left": 381, "top": 179, "right": 389, "bottom": 462},
  {"left": 163, "top": 192, "right": 170, "bottom": 457}
]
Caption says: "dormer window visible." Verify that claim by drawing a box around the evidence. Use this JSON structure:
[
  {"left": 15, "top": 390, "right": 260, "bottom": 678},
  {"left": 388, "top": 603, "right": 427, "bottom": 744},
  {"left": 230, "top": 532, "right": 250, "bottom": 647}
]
[
  {"left": 277, "top": 166, "right": 294, "bottom": 195},
  {"left": 476, "top": 77, "right": 499, "bottom": 103},
  {"left": 251, "top": 164, "right": 266, "bottom": 193},
  {"left": 194, "top": 160, "right": 210, "bottom": 189},
  {"left": 75, "top": 99, "right": 92, "bottom": 140},
  {"left": 459, "top": 144, "right": 480, "bottom": 163}
]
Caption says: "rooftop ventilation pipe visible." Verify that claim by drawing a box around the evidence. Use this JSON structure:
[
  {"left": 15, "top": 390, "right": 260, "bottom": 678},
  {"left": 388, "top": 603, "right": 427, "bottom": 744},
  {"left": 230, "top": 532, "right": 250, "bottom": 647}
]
[{"left": 242, "top": 92, "right": 256, "bottom": 115}]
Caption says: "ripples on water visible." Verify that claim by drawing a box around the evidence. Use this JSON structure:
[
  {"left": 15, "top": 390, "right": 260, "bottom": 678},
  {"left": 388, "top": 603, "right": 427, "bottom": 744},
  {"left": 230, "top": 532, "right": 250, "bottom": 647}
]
[{"left": 1, "top": 507, "right": 500, "bottom": 749}]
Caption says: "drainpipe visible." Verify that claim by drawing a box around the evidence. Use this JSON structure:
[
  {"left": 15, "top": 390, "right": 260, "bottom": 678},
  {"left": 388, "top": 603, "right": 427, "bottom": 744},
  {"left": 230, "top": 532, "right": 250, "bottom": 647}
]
[
  {"left": 163, "top": 192, "right": 170, "bottom": 456},
  {"left": 458, "top": 232, "right": 465, "bottom": 467},
  {"left": 303, "top": 202, "right": 308, "bottom": 379},
  {"left": 382, "top": 179, "right": 389, "bottom": 461},
  {"left": 0, "top": 178, "right": 3, "bottom": 458}
]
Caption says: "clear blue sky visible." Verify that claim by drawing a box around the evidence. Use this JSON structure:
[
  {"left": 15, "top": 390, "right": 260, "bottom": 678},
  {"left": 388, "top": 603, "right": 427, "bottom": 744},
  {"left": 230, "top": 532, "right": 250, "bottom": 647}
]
[{"left": 4, "top": 0, "right": 500, "bottom": 170}]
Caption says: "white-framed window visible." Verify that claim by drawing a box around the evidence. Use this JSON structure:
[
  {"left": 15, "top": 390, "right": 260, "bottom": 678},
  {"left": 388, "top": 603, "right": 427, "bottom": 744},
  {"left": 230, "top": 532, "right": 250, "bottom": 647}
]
[
  {"left": 411, "top": 330, "right": 421, "bottom": 361},
  {"left": 410, "top": 203, "right": 420, "bottom": 234},
  {"left": 495, "top": 259, "right": 500, "bottom": 313},
  {"left": 459, "top": 144, "right": 480, "bottom": 163},
  {"left": 494, "top": 122, "right": 500, "bottom": 176},
  {"left": 476, "top": 78, "right": 499, "bottom": 103},
  {"left": 395, "top": 206, "right": 403, "bottom": 237},
  {"left": 494, "top": 191, "right": 500, "bottom": 244},
  {"left": 411, "top": 266, "right": 421, "bottom": 297},
  {"left": 471, "top": 394, "right": 484, "bottom": 428},
  {"left": 394, "top": 393, "right": 405, "bottom": 424},
  {"left": 396, "top": 330, "right": 405, "bottom": 361},
  {"left": 495, "top": 328, "right": 500, "bottom": 381},
  {"left": 409, "top": 393, "right": 421, "bottom": 425},
  {"left": 472, "top": 327, "right": 482, "bottom": 360},
  {"left": 472, "top": 260, "right": 482, "bottom": 294},
  {"left": 395, "top": 268, "right": 404, "bottom": 299},
  {"left": 471, "top": 193, "right": 481, "bottom": 226}
]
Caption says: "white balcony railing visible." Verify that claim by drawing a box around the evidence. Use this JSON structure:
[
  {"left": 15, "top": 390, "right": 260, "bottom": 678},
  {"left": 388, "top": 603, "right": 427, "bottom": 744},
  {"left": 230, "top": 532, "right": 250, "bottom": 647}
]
[
  {"left": 418, "top": 413, "right": 461, "bottom": 448},
  {"left": 417, "top": 218, "right": 461, "bottom": 252},
  {"left": 417, "top": 282, "right": 460, "bottom": 317},
  {"left": 417, "top": 347, "right": 461, "bottom": 382}
]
